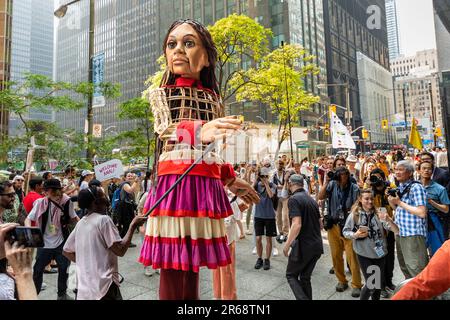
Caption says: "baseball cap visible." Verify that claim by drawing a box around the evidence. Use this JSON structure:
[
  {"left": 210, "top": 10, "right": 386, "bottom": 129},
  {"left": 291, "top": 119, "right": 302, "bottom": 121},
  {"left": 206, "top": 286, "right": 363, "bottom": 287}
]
[
  {"left": 289, "top": 174, "right": 304, "bottom": 185},
  {"left": 81, "top": 170, "right": 94, "bottom": 177}
]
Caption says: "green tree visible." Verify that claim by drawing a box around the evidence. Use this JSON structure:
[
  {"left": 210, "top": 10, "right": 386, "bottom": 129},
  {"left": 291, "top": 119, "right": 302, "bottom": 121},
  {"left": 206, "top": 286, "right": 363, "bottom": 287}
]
[
  {"left": 116, "top": 97, "right": 154, "bottom": 170},
  {"left": 208, "top": 14, "right": 273, "bottom": 103},
  {"left": 229, "top": 44, "right": 320, "bottom": 155},
  {"left": 0, "top": 73, "right": 121, "bottom": 167}
]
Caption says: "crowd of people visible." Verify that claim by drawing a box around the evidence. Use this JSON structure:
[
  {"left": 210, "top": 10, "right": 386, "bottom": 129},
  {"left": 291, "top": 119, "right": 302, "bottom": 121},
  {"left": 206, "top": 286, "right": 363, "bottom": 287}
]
[{"left": 1, "top": 146, "right": 450, "bottom": 301}]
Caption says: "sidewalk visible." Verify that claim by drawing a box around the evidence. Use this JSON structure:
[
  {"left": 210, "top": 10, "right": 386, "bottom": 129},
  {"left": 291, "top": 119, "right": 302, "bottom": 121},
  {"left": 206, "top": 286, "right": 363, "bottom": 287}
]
[{"left": 38, "top": 231, "right": 411, "bottom": 300}]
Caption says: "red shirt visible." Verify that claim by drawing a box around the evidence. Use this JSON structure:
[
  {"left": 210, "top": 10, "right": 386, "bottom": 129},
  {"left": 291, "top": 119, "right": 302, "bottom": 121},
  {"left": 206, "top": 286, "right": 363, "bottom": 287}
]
[
  {"left": 392, "top": 240, "right": 450, "bottom": 300},
  {"left": 23, "top": 191, "right": 44, "bottom": 214}
]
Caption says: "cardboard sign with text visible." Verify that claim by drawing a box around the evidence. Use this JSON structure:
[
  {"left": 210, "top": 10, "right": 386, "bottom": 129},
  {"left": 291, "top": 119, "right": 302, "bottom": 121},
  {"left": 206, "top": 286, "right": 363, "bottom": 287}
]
[{"left": 94, "top": 159, "right": 124, "bottom": 182}]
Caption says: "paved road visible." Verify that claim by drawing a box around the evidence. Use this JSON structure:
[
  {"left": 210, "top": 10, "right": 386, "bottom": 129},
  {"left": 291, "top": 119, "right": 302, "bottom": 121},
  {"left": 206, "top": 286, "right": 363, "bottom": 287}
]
[{"left": 38, "top": 230, "right": 410, "bottom": 300}]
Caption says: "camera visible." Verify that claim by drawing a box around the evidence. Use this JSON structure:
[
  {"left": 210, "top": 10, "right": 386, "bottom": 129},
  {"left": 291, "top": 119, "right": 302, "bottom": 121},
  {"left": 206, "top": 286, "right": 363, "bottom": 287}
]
[
  {"left": 369, "top": 175, "right": 380, "bottom": 184},
  {"left": 387, "top": 188, "right": 400, "bottom": 198},
  {"left": 7, "top": 227, "right": 44, "bottom": 248},
  {"left": 327, "top": 171, "right": 337, "bottom": 180}
]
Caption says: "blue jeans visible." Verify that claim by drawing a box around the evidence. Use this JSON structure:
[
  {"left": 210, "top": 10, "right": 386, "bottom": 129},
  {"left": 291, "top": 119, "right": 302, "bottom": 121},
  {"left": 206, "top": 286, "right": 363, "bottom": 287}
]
[{"left": 33, "top": 242, "right": 70, "bottom": 296}]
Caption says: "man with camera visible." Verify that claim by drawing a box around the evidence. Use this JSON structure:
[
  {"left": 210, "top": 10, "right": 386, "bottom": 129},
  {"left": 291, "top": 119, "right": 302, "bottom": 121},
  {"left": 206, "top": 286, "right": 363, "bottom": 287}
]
[
  {"left": 387, "top": 160, "right": 428, "bottom": 279},
  {"left": 273, "top": 160, "right": 289, "bottom": 244},
  {"left": 253, "top": 167, "right": 277, "bottom": 271},
  {"left": 284, "top": 174, "right": 323, "bottom": 300},
  {"left": 25, "top": 179, "right": 80, "bottom": 300},
  {"left": 318, "top": 166, "right": 362, "bottom": 297},
  {"left": 368, "top": 169, "right": 397, "bottom": 296}
]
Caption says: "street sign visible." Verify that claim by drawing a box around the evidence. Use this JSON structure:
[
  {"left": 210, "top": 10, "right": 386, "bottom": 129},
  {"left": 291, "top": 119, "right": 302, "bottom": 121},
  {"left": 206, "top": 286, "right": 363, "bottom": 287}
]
[
  {"left": 92, "top": 52, "right": 105, "bottom": 108},
  {"left": 93, "top": 124, "right": 102, "bottom": 138}
]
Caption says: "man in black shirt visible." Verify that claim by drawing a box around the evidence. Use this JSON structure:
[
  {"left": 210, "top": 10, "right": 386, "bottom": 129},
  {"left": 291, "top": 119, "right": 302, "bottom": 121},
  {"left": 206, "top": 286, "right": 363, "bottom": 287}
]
[{"left": 284, "top": 174, "right": 323, "bottom": 300}]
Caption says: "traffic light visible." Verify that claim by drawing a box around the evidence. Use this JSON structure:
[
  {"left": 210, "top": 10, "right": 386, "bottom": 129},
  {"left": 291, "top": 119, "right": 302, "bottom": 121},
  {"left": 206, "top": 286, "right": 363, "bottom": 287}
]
[
  {"left": 329, "top": 105, "right": 337, "bottom": 115},
  {"left": 381, "top": 119, "right": 388, "bottom": 130},
  {"left": 362, "top": 129, "right": 369, "bottom": 139}
]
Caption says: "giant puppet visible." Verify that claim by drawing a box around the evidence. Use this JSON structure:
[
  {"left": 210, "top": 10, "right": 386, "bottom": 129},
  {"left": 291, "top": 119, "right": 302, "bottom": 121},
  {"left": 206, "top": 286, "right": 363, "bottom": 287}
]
[{"left": 139, "top": 19, "right": 259, "bottom": 300}]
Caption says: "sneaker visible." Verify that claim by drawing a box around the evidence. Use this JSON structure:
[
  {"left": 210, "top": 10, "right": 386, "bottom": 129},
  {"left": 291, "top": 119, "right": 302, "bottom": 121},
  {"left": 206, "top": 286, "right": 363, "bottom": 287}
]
[
  {"left": 252, "top": 247, "right": 257, "bottom": 255},
  {"left": 276, "top": 235, "right": 283, "bottom": 244},
  {"left": 245, "top": 230, "right": 253, "bottom": 235},
  {"left": 283, "top": 235, "right": 288, "bottom": 242},
  {"left": 144, "top": 266, "right": 155, "bottom": 277},
  {"left": 57, "top": 293, "right": 74, "bottom": 300},
  {"left": 335, "top": 282, "right": 349, "bottom": 292},
  {"left": 329, "top": 267, "right": 335, "bottom": 274},
  {"left": 44, "top": 268, "right": 58, "bottom": 274},
  {"left": 272, "top": 248, "right": 279, "bottom": 257},
  {"left": 381, "top": 289, "right": 391, "bottom": 299},
  {"left": 254, "top": 258, "right": 263, "bottom": 270},
  {"left": 351, "top": 288, "right": 361, "bottom": 298},
  {"left": 41, "top": 282, "right": 47, "bottom": 291},
  {"left": 263, "top": 259, "right": 270, "bottom": 270}
]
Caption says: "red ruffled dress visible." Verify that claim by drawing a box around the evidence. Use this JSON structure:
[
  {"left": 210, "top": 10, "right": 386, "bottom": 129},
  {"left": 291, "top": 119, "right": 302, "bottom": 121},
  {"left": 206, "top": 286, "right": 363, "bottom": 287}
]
[{"left": 139, "top": 77, "right": 235, "bottom": 273}]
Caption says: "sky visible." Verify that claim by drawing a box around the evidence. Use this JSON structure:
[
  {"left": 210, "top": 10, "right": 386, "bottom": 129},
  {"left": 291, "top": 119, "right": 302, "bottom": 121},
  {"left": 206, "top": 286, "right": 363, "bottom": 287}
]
[{"left": 396, "top": 0, "right": 437, "bottom": 56}]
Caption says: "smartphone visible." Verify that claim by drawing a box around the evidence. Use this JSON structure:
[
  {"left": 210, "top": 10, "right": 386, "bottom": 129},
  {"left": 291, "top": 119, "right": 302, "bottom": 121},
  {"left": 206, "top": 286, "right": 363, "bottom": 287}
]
[
  {"left": 358, "top": 226, "right": 369, "bottom": 233},
  {"left": 8, "top": 227, "right": 44, "bottom": 248}
]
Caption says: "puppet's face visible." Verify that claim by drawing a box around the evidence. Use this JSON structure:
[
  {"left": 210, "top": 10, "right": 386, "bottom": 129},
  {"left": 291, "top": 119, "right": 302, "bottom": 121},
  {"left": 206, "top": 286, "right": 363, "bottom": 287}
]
[{"left": 165, "top": 23, "right": 210, "bottom": 80}]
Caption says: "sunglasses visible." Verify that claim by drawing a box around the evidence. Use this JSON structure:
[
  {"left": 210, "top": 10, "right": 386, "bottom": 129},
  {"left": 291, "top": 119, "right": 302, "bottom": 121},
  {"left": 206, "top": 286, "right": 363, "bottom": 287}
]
[{"left": 0, "top": 193, "right": 16, "bottom": 198}]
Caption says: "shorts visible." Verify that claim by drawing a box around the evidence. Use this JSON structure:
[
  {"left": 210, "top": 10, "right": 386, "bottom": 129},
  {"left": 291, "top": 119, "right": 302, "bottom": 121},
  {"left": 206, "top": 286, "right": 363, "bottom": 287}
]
[{"left": 254, "top": 218, "right": 277, "bottom": 237}]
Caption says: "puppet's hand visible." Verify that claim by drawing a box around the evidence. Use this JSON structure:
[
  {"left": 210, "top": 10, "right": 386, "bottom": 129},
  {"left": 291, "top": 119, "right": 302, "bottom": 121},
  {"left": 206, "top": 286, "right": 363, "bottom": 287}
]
[
  {"left": 201, "top": 116, "right": 242, "bottom": 144},
  {"left": 229, "top": 178, "right": 260, "bottom": 205}
]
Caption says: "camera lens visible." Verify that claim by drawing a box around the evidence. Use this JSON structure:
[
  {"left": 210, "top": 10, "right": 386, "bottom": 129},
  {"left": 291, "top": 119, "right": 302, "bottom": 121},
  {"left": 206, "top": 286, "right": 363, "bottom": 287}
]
[
  {"left": 369, "top": 175, "right": 379, "bottom": 183},
  {"left": 327, "top": 171, "right": 335, "bottom": 179}
]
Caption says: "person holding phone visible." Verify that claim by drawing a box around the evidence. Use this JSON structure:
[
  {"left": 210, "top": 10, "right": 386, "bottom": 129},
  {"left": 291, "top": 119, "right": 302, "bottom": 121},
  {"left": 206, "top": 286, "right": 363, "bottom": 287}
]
[
  {"left": 368, "top": 168, "right": 397, "bottom": 297},
  {"left": 343, "top": 189, "right": 399, "bottom": 300}
]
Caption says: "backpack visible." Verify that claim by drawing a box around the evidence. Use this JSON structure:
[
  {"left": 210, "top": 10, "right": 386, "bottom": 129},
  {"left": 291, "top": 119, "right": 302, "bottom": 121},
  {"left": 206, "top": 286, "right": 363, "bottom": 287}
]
[
  {"left": 111, "top": 186, "right": 122, "bottom": 212},
  {"left": 41, "top": 199, "right": 72, "bottom": 241}
]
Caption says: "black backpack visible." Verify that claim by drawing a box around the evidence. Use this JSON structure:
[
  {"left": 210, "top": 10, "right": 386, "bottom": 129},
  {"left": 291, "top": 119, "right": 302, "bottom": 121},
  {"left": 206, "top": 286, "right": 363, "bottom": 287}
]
[{"left": 40, "top": 199, "right": 72, "bottom": 241}]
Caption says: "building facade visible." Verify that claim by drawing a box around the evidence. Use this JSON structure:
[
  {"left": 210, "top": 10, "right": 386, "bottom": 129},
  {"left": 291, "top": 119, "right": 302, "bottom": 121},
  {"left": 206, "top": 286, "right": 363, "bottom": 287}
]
[
  {"left": 323, "top": 0, "right": 390, "bottom": 134},
  {"left": 356, "top": 51, "right": 395, "bottom": 148},
  {"left": 55, "top": 0, "right": 158, "bottom": 135},
  {"left": 9, "top": 0, "right": 54, "bottom": 137},
  {"left": 433, "top": 0, "right": 450, "bottom": 153},
  {"left": 55, "top": 0, "right": 330, "bottom": 143},
  {"left": 385, "top": 0, "right": 400, "bottom": 61},
  {"left": 391, "top": 49, "right": 438, "bottom": 77},
  {"left": 0, "top": 0, "right": 12, "bottom": 142}
]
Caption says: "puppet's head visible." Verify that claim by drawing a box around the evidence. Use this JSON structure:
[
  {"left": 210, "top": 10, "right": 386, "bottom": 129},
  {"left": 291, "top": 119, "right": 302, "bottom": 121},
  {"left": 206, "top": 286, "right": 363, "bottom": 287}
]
[{"left": 161, "top": 19, "right": 219, "bottom": 94}]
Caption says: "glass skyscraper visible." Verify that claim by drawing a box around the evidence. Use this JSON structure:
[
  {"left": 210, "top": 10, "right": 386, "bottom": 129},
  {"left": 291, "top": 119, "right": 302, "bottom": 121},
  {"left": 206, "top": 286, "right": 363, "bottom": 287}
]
[
  {"left": 55, "top": 0, "right": 328, "bottom": 134},
  {"left": 9, "top": 0, "right": 54, "bottom": 136},
  {"left": 0, "top": 0, "right": 12, "bottom": 142},
  {"left": 385, "top": 0, "right": 401, "bottom": 61}
]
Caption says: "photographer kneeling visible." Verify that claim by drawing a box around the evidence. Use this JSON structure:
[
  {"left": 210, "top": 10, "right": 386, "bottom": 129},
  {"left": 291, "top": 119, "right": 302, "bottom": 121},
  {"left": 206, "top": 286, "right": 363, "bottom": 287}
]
[
  {"left": 368, "top": 169, "right": 397, "bottom": 296},
  {"left": 318, "top": 166, "right": 362, "bottom": 297},
  {"left": 387, "top": 160, "right": 428, "bottom": 279}
]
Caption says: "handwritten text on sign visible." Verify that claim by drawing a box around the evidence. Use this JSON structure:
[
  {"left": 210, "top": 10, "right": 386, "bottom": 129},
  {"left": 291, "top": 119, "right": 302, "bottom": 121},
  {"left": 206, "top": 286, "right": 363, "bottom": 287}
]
[{"left": 94, "top": 159, "right": 124, "bottom": 182}]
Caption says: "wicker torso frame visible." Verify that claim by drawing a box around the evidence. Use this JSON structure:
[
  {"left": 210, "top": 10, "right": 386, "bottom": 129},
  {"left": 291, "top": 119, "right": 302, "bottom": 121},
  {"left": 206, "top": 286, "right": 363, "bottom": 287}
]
[{"left": 147, "top": 86, "right": 224, "bottom": 152}]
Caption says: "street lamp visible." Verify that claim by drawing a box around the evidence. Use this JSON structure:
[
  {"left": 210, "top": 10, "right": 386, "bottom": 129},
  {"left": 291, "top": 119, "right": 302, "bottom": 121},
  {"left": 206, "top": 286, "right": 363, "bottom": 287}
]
[{"left": 55, "top": 0, "right": 95, "bottom": 164}]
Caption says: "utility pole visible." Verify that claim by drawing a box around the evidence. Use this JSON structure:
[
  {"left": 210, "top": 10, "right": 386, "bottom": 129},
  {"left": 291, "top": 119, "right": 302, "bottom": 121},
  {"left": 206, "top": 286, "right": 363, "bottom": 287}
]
[
  {"left": 86, "top": 0, "right": 95, "bottom": 164},
  {"left": 429, "top": 82, "right": 437, "bottom": 148},
  {"left": 281, "top": 41, "right": 294, "bottom": 161},
  {"left": 401, "top": 86, "right": 409, "bottom": 146}
]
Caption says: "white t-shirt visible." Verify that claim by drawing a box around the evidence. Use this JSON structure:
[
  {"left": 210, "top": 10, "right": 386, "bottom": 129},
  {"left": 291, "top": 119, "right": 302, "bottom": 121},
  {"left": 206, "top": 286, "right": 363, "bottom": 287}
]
[
  {"left": 300, "top": 162, "right": 312, "bottom": 178},
  {"left": 80, "top": 181, "right": 89, "bottom": 191},
  {"left": 28, "top": 198, "right": 78, "bottom": 249},
  {"left": 63, "top": 213, "right": 122, "bottom": 300},
  {"left": 0, "top": 273, "right": 15, "bottom": 300}
]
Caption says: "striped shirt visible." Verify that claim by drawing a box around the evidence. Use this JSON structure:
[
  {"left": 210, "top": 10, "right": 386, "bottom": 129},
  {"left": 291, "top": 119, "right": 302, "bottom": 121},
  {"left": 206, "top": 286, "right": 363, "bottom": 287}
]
[{"left": 395, "top": 180, "right": 427, "bottom": 237}]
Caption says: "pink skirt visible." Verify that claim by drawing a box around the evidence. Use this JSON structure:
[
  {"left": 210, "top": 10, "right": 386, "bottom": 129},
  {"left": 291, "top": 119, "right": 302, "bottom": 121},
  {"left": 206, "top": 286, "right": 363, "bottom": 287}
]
[{"left": 139, "top": 174, "right": 233, "bottom": 273}]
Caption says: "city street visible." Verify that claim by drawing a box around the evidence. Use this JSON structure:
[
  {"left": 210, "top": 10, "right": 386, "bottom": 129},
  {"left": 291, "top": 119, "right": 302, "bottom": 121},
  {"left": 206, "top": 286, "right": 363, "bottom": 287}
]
[{"left": 38, "top": 230, "right": 408, "bottom": 301}]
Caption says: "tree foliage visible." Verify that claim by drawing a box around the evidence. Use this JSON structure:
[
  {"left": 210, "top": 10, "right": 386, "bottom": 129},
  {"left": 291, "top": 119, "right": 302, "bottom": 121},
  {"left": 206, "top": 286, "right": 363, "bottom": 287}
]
[
  {"left": 208, "top": 14, "right": 272, "bottom": 102},
  {"left": 229, "top": 44, "right": 320, "bottom": 149},
  {"left": 115, "top": 97, "right": 154, "bottom": 169}
]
